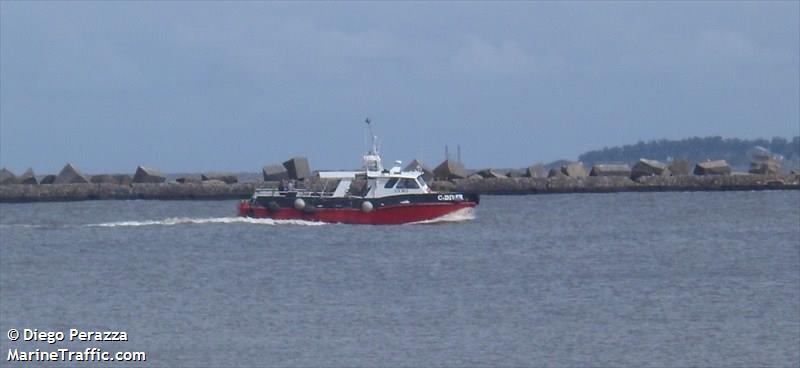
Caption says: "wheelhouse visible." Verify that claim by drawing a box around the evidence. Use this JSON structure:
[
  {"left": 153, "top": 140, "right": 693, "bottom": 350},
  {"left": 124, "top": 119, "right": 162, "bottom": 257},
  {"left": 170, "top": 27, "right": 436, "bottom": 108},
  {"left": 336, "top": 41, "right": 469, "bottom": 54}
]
[{"left": 364, "top": 170, "right": 429, "bottom": 198}]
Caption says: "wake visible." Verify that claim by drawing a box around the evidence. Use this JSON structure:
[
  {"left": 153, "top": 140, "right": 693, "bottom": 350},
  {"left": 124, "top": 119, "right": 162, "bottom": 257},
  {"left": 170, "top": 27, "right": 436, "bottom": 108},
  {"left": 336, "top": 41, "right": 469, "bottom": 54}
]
[
  {"left": 2, "top": 210, "right": 475, "bottom": 229},
  {"left": 84, "top": 217, "right": 327, "bottom": 227}
]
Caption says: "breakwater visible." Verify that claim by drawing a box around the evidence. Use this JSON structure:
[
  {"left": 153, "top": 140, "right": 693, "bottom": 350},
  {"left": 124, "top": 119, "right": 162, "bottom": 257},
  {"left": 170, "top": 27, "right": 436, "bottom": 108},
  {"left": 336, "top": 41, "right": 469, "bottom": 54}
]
[
  {"left": 429, "top": 174, "right": 799, "bottom": 194},
  {"left": 0, "top": 182, "right": 259, "bottom": 202},
  {"left": 1, "top": 174, "right": 797, "bottom": 203}
]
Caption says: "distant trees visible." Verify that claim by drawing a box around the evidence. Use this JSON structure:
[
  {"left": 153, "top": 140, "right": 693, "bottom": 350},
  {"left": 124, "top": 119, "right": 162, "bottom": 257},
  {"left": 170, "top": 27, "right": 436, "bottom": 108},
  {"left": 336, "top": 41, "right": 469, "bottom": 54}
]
[{"left": 578, "top": 136, "right": 800, "bottom": 167}]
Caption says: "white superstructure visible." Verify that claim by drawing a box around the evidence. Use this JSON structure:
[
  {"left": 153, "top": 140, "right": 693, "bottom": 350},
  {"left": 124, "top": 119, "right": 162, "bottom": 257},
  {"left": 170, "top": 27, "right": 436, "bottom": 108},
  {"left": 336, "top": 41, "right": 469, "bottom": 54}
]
[{"left": 318, "top": 119, "right": 430, "bottom": 199}]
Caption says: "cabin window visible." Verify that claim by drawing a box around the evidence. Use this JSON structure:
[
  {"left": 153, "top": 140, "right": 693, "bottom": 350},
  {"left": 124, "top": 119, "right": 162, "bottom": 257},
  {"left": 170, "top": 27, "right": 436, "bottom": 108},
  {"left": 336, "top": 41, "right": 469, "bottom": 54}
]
[
  {"left": 417, "top": 176, "right": 427, "bottom": 187},
  {"left": 397, "top": 178, "right": 419, "bottom": 189},
  {"left": 384, "top": 178, "right": 399, "bottom": 188}
]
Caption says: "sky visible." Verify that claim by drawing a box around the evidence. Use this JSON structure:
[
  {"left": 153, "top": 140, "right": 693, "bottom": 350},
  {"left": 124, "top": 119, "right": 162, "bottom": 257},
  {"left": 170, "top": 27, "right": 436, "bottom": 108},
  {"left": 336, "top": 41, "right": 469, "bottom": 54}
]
[{"left": 1, "top": 1, "right": 798, "bottom": 174}]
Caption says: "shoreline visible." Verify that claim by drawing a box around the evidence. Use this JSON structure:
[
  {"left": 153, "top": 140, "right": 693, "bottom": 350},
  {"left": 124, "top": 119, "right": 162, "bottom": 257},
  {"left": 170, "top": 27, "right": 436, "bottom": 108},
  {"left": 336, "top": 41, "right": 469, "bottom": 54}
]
[{"left": 0, "top": 175, "right": 797, "bottom": 203}]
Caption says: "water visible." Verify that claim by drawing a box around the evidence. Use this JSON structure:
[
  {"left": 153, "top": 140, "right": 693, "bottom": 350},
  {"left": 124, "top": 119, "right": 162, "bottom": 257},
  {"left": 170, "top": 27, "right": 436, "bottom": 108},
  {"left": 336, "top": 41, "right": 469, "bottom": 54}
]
[{"left": 1, "top": 191, "right": 798, "bottom": 367}]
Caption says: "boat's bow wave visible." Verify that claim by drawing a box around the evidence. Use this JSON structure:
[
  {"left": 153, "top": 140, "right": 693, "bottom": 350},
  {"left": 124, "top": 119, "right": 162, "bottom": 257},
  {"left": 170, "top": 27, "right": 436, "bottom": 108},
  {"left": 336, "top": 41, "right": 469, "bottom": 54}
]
[
  {"left": 406, "top": 207, "right": 476, "bottom": 225},
  {"left": 84, "top": 217, "right": 327, "bottom": 227}
]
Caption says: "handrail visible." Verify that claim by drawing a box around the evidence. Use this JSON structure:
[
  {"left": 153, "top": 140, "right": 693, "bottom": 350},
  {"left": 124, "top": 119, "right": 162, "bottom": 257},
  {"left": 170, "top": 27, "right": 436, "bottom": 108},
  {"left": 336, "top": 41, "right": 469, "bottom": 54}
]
[{"left": 253, "top": 189, "right": 335, "bottom": 198}]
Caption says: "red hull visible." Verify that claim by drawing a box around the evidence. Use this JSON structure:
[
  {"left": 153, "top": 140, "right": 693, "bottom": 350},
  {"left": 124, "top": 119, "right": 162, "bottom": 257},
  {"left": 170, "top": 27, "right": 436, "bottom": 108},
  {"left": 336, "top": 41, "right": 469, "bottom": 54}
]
[{"left": 238, "top": 201, "right": 476, "bottom": 225}]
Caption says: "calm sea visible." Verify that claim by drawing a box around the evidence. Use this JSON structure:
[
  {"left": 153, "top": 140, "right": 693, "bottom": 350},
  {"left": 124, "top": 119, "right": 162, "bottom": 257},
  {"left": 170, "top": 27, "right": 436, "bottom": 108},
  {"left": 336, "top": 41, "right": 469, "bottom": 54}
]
[{"left": 1, "top": 191, "right": 798, "bottom": 367}]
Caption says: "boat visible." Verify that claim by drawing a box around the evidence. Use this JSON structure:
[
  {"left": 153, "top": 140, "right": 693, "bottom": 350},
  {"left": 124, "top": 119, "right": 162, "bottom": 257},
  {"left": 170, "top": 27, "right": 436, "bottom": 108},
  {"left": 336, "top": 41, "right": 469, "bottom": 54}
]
[{"left": 238, "top": 119, "right": 479, "bottom": 224}]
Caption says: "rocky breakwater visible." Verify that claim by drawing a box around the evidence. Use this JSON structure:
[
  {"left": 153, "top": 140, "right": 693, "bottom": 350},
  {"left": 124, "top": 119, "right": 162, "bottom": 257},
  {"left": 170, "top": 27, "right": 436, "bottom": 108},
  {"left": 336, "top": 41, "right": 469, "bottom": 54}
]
[
  {"left": 0, "top": 158, "right": 313, "bottom": 203},
  {"left": 429, "top": 159, "right": 800, "bottom": 194},
  {"left": 2, "top": 156, "right": 798, "bottom": 202},
  {"left": 0, "top": 163, "right": 255, "bottom": 202},
  {"left": 0, "top": 181, "right": 263, "bottom": 202},
  {"left": 431, "top": 174, "right": 799, "bottom": 195}
]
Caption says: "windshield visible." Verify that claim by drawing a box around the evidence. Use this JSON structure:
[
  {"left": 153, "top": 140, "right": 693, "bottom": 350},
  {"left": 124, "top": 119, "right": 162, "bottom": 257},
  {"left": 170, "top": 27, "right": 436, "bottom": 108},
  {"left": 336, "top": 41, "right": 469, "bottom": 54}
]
[
  {"left": 397, "top": 178, "right": 419, "bottom": 189},
  {"left": 384, "top": 177, "right": 399, "bottom": 188},
  {"left": 417, "top": 175, "right": 427, "bottom": 187}
]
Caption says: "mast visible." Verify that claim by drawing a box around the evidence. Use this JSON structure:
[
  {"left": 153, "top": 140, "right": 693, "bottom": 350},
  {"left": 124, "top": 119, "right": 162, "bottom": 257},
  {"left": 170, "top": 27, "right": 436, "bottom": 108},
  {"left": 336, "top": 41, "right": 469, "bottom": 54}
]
[
  {"left": 365, "top": 117, "right": 378, "bottom": 155},
  {"left": 362, "top": 117, "right": 383, "bottom": 174}
]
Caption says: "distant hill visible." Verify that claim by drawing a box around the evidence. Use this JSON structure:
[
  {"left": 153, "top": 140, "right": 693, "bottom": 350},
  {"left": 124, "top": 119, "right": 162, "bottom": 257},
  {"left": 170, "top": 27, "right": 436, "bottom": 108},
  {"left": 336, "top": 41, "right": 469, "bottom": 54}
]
[{"left": 578, "top": 136, "right": 800, "bottom": 169}]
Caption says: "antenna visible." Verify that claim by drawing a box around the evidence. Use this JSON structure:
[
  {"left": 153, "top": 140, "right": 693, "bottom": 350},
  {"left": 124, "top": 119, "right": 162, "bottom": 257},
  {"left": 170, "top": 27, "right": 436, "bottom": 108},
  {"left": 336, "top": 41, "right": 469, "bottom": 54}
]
[
  {"left": 445, "top": 145, "right": 449, "bottom": 161},
  {"left": 365, "top": 117, "right": 378, "bottom": 155},
  {"left": 418, "top": 123, "right": 423, "bottom": 165},
  {"left": 457, "top": 145, "right": 461, "bottom": 164},
  {"left": 419, "top": 119, "right": 426, "bottom": 164},
  {"left": 363, "top": 121, "right": 367, "bottom": 157}
]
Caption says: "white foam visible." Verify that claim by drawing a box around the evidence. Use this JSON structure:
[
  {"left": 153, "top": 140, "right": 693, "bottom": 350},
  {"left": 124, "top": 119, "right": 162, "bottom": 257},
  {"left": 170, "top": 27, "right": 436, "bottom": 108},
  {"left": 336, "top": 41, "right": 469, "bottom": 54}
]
[
  {"left": 0, "top": 224, "right": 55, "bottom": 229},
  {"left": 4, "top": 210, "right": 475, "bottom": 229},
  {"left": 84, "top": 217, "right": 327, "bottom": 228},
  {"left": 406, "top": 207, "right": 477, "bottom": 225}
]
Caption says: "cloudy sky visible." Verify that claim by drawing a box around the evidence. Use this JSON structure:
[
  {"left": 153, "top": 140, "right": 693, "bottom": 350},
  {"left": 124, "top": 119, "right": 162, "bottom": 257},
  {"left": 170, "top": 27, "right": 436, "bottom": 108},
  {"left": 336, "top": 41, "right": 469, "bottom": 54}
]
[{"left": 1, "top": 1, "right": 798, "bottom": 173}]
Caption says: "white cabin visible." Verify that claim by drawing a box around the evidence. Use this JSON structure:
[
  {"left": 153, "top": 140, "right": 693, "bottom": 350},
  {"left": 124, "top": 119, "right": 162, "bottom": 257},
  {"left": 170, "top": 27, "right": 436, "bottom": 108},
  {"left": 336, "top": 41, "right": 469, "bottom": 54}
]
[
  {"left": 327, "top": 124, "right": 431, "bottom": 198},
  {"left": 364, "top": 161, "right": 430, "bottom": 198},
  {"left": 261, "top": 119, "right": 431, "bottom": 199},
  {"left": 322, "top": 158, "right": 430, "bottom": 199}
]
